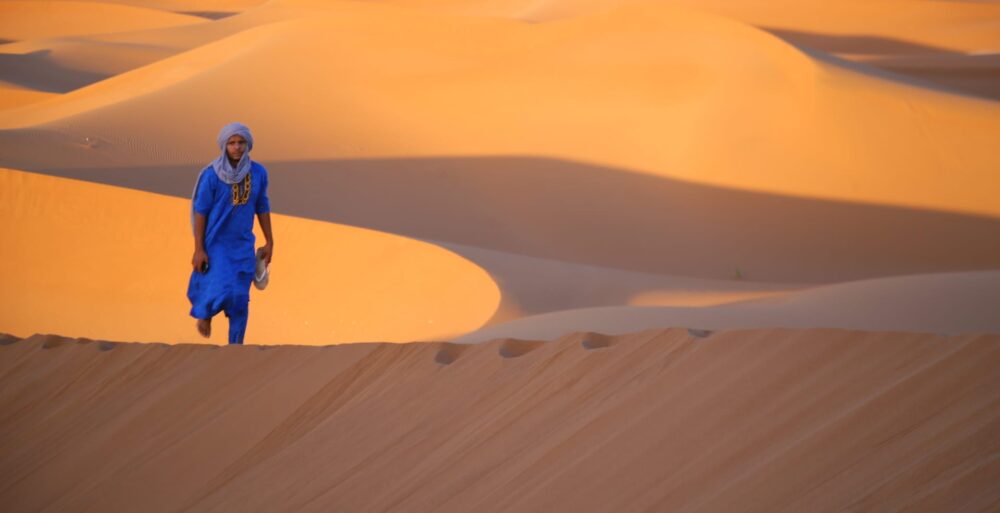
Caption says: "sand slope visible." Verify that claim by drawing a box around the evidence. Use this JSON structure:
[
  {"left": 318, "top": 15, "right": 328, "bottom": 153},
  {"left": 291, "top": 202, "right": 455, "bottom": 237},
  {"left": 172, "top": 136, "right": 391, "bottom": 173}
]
[
  {"left": 0, "top": 167, "right": 500, "bottom": 344},
  {"left": 386, "top": 0, "right": 1000, "bottom": 98},
  {"left": 1, "top": 2, "right": 998, "bottom": 508},
  {"left": 1, "top": 2, "right": 998, "bottom": 217},
  {"left": 453, "top": 271, "right": 1000, "bottom": 343},
  {"left": 0, "top": 1, "right": 206, "bottom": 41},
  {"left": 1, "top": 328, "right": 998, "bottom": 512}
]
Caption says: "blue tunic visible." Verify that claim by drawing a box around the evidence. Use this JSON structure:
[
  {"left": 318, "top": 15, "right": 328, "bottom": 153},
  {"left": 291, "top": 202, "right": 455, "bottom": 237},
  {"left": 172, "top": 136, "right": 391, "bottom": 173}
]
[{"left": 187, "top": 162, "right": 270, "bottom": 320}]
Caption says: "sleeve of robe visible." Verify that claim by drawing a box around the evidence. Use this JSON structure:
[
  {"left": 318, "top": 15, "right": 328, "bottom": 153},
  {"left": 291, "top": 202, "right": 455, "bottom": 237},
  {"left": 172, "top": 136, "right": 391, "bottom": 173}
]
[
  {"left": 193, "top": 169, "right": 216, "bottom": 217},
  {"left": 255, "top": 167, "right": 270, "bottom": 215}
]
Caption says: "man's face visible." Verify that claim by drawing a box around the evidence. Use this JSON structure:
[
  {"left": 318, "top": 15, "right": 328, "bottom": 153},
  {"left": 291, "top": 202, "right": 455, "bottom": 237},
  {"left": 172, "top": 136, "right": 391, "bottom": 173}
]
[{"left": 226, "top": 135, "right": 247, "bottom": 161}]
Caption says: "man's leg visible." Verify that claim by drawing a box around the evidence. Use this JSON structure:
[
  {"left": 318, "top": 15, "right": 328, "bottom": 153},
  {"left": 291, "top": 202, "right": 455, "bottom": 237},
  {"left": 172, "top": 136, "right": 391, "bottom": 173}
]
[
  {"left": 189, "top": 271, "right": 217, "bottom": 339},
  {"left": 224, "top": 291, "right": 250, "bottom": 345},
  {"left": 227, "top": 310, "right": 248, "bottom": 344}
]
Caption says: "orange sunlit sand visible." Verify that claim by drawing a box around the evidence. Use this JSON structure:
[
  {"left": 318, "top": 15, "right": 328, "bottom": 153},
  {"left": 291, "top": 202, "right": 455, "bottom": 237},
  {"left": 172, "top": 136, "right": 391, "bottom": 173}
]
[{"left": 1, "top": 1, "right": 999, "bottom": 511}]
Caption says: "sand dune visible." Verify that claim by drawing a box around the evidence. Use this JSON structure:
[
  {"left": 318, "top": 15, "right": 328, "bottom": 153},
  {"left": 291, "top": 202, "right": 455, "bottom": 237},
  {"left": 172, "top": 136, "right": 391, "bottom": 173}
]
[
  {"left": 1, "top": 0, "right": 997, "bottom": 345},
  {"left": 437, "top": 240, "right": 801, "bottom": 325},
  {"left": 387, "top": 0, "right": 1000, "bottom": 58},
  {"left": 379, "top": 0, "right": 1000, "bottom": 98},
  {"left": 2, "top": 1, "right": 998, "bottom": 510},
  {"left": 666, "top": 0, "right": 1000, "bottom": 53},
  {"left": 0, "top": 36, "right": 177, "bottom": 94},
  {"left": 2, "top": 327, "right": 998, "bottom": 512},
  {"left": 2, "top": 2, "right": 998, "bottom": 217},
  {"left": 89, "top": 0, "right": 266, "bottom": 11},
  {"left": 453, "top": 271, "right": 1000, "bottom": 343},
  {"left": 0, "top": 167, "right": 500, "bottom": 344},
  {"left": 0, "top": 1, "right": 206, "bottom": 41},
  {"left": 0, "top": 166, "right": 810, "bottom": 344},
  {"left": 8, "top": 165, "right": 996, "bottom": 345},
  {"left": 0, "top": 0, "right": 308, "bottom": 107},
  {"left": 0, "top": 84, "right": 56, "bottom": 110},
  {"left": 0, "top": 20, "right": 285, "bottom": 132},
  {"left": 661, "top": 0, "right": 1000, "bottom": 100}
]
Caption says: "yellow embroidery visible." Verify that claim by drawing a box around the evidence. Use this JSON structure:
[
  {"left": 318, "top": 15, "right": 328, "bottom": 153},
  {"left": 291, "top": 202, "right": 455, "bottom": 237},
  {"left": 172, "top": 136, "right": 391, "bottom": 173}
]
[{"left": 231, "top": 172, "right": 251, "bottom": 206}]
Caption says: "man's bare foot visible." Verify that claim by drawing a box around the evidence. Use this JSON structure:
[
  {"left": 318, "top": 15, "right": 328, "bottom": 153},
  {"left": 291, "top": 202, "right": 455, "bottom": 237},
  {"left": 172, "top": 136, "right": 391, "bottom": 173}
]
[{"left": 196, "top": 318, "right": 211, "bottom": 338}]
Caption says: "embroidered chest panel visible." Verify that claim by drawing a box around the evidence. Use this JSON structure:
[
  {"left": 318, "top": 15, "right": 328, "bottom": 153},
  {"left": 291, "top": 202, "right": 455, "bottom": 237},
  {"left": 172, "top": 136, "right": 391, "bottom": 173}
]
[{"left": 231, "top": 172, "right": 252, "bottom": 206}]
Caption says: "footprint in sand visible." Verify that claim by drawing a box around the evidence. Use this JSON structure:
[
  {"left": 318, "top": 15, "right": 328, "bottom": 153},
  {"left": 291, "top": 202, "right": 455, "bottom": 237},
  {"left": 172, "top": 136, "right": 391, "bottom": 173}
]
[
  {"left": 434, "top": 343, "right": 469, "bottom": 365},
  {"left": 687, "top": 328, "right": 713, "bottom": 339},
  {"left": 39, "top": 335, "right": 70, "bottom": 349},
  {"left": 581, "top": 332, "right": 615, "bottom": 350},
  {"left": 498, "top": 339, "right": 543, "bottom": 358}
]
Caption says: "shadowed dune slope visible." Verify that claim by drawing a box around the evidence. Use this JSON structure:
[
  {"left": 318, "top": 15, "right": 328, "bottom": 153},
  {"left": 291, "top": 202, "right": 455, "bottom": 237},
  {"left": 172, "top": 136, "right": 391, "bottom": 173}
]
[
  {"left": 453, "top": 271, "right": 1000, "bottom": 343},
  {"left": 26, "top": 157, "right": 1000, "bottom": 282},
  {"left": 665, "top": 0, "right": 1000, "bottom": 53},
  {"left": 0, "top": 167, "right": 500, "bottom": 344},
  {"left": 1, "top": 328, "right": 998, "bottom": 512},
  {"left": 0, "top": 0, "right": 332, "bottom": 102}
]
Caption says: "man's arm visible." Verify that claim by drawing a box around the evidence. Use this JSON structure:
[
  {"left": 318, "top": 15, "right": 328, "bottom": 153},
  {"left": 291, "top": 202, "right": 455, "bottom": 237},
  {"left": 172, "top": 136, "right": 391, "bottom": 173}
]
[
  {"left": 192, "top": 213, "right": 209, "bottom": 271},
  {"left": 257, "top": 212, "right": 273, "bottom": 265}
]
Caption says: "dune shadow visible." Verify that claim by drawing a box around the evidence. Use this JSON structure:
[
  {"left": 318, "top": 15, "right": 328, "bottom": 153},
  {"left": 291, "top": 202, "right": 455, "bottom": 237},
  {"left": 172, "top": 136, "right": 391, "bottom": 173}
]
[
  {"left": 0, "top": 50, "right": 110, "bottom": 93},
  {"left": 21, "top": 156, "right": 1000, "bottom": 284},
  {"left": 763, "top": 29, "right": 956, "bottom": 56},
  {"left": 763, "top": 28, "right": 1000, "bottom": 101},
  {"left": 864, "top": 53, "right": 1000, "bottom": 101},
  {"left": 179, "top": 11, "right": 238, "bottom": 20}
]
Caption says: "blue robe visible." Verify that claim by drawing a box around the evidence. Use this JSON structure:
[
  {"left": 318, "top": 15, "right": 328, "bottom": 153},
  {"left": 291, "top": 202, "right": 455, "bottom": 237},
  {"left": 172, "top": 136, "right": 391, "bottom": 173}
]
[{"left": 187, "top": 162, "right": 270, "bottom": 333}]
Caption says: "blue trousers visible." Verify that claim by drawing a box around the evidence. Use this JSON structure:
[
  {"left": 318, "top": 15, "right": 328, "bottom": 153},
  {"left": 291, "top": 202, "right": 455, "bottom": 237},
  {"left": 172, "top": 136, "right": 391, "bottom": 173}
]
[{"left": 225, "top": 302, "right": 249, "bottom": 345}]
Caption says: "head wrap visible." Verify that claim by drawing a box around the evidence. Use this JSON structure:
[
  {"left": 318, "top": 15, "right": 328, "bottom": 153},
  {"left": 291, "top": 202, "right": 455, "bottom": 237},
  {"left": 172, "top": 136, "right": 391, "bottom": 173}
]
[
  {"left": 211, "top": 122, "right": 254, "bottom": 184},
  {"left": 190, "top": 122, "right": 255, "bottom": 232}
]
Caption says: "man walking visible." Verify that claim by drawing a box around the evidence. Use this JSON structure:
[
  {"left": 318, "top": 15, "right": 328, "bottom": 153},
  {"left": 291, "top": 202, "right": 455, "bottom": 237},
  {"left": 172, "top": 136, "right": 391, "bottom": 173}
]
[{"left": 188, "top": 122, "right": 273, "bottom": 344}]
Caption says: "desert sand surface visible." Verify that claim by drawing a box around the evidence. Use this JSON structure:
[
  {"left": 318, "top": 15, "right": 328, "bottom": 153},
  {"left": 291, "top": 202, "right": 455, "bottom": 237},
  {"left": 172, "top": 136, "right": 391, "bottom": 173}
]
[
  {"left": 2, "top": 328, "right": 1000, "bottom": 512},
  {"left": 0, "top": 0, "right": 999, "bottom": 346},
  {"left": 1, "top": 1, "right": 999, "bottom": 510}
]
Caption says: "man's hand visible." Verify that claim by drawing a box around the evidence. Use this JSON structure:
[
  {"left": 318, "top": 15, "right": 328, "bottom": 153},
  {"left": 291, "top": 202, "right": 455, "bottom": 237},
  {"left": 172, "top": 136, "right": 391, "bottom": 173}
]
[
  {"left": 258, "top": 243, "right": 273, "bottom": 266},
  {"left": 192, "top": 249, "right": 209, "bottom": 273}
]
